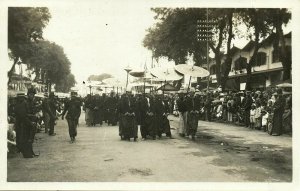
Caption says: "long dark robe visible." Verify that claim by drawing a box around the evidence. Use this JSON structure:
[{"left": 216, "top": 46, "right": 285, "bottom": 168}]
[{"left": 272, "top": 96, "right": 285, "bottom": 135}]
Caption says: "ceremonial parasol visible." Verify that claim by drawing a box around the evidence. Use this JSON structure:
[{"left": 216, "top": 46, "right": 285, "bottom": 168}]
[
  {"left": 150, "top": 67, "right": 183, "bottom": 81},
  {"left": 175, "top": 64, "right": 209, "bottom": 92},
  {"left": 129, "top": 69, "right": 145, "bottom": 78}
]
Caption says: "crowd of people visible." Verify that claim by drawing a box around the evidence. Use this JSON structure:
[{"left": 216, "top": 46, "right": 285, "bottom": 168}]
[
  {"left": 175, "top": 87, "right": 292, "bottom": 137},
  {"left": 7, "top": 85, "right": 292, "bottom": 158}
]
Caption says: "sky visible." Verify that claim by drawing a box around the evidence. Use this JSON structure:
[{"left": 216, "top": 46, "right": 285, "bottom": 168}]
[
  {"left": 43, "top": 4, "right": 291, "bottom": 85},
  {"left": 43, "top": 2, "right": 157, "bottom": 84}
]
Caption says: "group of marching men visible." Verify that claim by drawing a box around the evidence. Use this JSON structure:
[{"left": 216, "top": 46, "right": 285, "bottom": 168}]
[{"left": 83, "top": 91, "right": 174, "bottom": 141}]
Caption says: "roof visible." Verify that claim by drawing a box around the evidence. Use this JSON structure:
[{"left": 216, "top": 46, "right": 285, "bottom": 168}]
[
  {"left": 242, "top": 40, "right": 256, "bottom": 51},
  {"left": 157, "top": 83, "right": 179, "bottom": 91}
]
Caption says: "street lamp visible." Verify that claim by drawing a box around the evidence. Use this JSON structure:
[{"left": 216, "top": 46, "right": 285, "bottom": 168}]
[{"left": 124, "top": 65, "right": 132, "bottom": 90}]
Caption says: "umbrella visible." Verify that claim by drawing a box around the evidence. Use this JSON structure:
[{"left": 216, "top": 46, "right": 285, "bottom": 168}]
[
  {"left": 174, "top": 64, "right": 209, "bottom": 92},
  {"left": 276, "top": 82, "right": 292, "bottom": 88},
  {"left": 129, "top": 69, "right": 145, "bottom": 78},
  {"left": 174, "top": 64, "right": 209, "bottom": 78},
  {"left": 150, "top": 67, "right": 183, "bottom": 81}
]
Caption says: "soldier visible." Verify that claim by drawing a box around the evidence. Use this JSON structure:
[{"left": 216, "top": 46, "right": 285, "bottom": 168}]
[
  {"left": 61, "top": 92, "right": 82, "bottom": 143},
  {"left": 48, "top": 92, "right": 58, "bottom": 136},
  {"left": 15, "top": 89, "right": 40, "bottom": 158},
  {"left": 14, "top": 93, "right": 32, "bottom": 158},
  {"left": 42, "top": 92, "right": 55, "bottom": 134}
]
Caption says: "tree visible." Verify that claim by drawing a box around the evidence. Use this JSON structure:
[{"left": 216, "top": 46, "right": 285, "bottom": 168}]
[
  {"left": 143, "top": 8, "right": 207, "bottom": 66},
  {"left": 8, "top": 7, "right": 51, "bottom": 83},
  {"left": 144, "top": 8, "right": 237, "bottom": 89},
  {"left": 87, "top": 73, "right": 113, "bottom": 81},
  {"left": 237, "top": 9, "right": 272, "bottom": 90},
  {"left": 207, "top": 9, "right": 235, "bottom": 90},
  {"left": 24, "top": 40, "right": 75, "bottom": 92},
  {"left": 55, "top": 74, "right": 76, "bottom": 92},
  {"left": 266, "top": 9, "right": 291, "bottom": 81}
]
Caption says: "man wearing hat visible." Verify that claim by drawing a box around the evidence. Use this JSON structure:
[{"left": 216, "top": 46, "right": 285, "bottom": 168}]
[
  {"left": 14, "top": 93, "right": 33, "bottom": 158},
  {"left": 62, "top": 91, "right": 82, "bottom": 142},
  {"left": 42, "top": 92, "right": 55, "bottom": 134},
  {"left": 26, "top": 87, "right": 41, "bottom": 155}
]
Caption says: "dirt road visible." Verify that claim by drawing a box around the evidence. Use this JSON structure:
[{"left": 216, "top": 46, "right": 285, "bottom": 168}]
[{"left": 7, "top": 113, "right": 292, "bottom": 182}]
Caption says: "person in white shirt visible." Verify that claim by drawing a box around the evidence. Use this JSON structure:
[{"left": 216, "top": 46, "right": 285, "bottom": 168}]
[
  {"left": 250, "top": 104, "right": 256, "bottom": 129},
  {"left": 261, "top": 109, "right": 269, "bottom": 132}
]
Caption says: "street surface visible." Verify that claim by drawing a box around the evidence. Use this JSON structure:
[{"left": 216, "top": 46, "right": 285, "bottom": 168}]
[{"left": 7, "top": 112, "right": 292, "bottom": 182}]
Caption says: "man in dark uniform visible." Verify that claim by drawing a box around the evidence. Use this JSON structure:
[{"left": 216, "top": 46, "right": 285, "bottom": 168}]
[
  {"left": 14, "top": 93, "right": 34, "bottom": 158},
  {"left": 61, "top": 91, "right": 81, "bottom": 142},
  {"left": 48, "top": 92, "right": 58, "bottom": 135}
]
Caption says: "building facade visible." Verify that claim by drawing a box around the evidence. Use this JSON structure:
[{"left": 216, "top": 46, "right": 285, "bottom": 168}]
[{"left": 196, "top": 32, "right": 291, "bottom": 90}]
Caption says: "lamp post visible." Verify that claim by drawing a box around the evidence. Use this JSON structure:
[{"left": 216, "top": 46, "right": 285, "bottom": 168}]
[{"left": 124, "top": 65, "right": 132, "bottom": 90}]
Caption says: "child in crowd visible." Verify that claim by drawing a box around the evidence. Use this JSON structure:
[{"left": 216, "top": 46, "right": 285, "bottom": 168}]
[
  {"left": 250, "top": 104, "right": 256, "bottom": 129},
  {"left": 261, "top": 109, "right": 269, "bottom": 132},
  {"left": 255, "top": 102, "right": 262, "bottom": 129}
]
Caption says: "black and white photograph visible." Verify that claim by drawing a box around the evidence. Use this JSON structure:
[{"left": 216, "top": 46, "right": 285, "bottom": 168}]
[{"left": 1, "top": 0, "right": 299, "bottom": 190}]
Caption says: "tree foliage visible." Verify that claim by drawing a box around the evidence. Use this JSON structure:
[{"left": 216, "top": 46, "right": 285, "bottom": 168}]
[
  {"left": 8, "top": 7, "right": 77, "bottom": 92},
  {"left": 145, "top": 8, "right": 291, "bottom": 90},
  {"left": 24, "top": 40, "right": 75, "bottom": 92},
  {"left": 143, "top": 8, "right": 207, "bottom": 66},
  {"left": 8, "top": 7, "right": 51, "bottom": 82}
]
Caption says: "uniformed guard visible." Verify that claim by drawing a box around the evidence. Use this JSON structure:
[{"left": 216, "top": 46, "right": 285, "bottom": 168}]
[
  {"left": 48, "top": 92, "right": 58, "bottom": 136},
  {"left": 61, "top": 91, "right": 82, "bottom": 143}
]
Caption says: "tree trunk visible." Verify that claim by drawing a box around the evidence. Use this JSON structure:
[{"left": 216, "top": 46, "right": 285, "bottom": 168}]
[
  {"left": 245, "top": 31, "right": 260, "bottom": 91},
  {"left": 277, "top": 24, "right": 290, "bottom": 81},
  {"left": 221, "top": 10, "right": 234, "bottom": 91}
]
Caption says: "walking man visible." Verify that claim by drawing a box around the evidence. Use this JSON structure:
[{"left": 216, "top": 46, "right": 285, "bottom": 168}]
[{"left": 62, "top": 91, "right": 82, "bottom": 142}]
